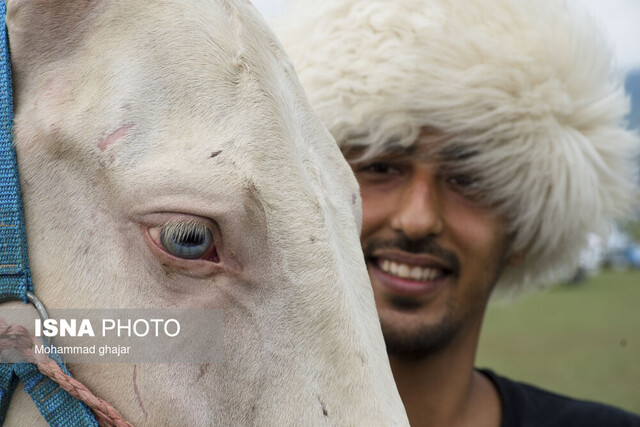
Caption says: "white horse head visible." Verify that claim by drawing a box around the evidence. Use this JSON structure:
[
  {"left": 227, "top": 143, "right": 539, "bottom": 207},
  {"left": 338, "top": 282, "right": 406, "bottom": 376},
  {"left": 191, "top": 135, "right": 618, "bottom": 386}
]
[{"left": 3, "top": 0, "right": 407, "bottom": 424}]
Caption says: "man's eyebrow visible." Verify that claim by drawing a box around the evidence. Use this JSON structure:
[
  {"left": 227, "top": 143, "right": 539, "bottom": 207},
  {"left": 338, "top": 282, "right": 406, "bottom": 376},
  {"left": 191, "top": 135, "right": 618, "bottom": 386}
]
[
  {"left": 385, "top": 145, "right": 415, "bottom": 155},
  {"left": 344, "top": 144, "right": 414, "bottom": 161},
  {"left": 440, "top": 146, "right": 479, "bottom": 161}
]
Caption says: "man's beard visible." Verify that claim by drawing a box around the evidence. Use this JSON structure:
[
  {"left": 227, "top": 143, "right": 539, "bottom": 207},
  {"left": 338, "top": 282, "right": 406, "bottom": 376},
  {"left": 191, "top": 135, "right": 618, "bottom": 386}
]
[
  {"left": 381, "top": 294, "right": 460, "bottom": 359},
  {"left": 363, "top": 234, "right": 462, "bottom": 359}
]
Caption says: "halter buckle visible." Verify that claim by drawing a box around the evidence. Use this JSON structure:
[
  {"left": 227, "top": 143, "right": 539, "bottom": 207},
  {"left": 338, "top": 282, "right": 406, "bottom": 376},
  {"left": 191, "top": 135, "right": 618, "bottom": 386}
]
[{"left": 0, "top": 291, "right": 52, "bottom": 355}]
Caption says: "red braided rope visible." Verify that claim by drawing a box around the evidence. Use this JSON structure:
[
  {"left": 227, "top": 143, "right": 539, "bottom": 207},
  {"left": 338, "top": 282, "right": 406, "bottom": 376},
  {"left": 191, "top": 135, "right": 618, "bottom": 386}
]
[{"left": 0, "top": 317, "right": 135, "bottom": 427}]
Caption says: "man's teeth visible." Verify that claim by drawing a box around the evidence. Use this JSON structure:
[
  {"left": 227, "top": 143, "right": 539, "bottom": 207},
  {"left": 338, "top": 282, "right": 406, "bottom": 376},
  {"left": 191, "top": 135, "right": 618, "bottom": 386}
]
[{"left": 379, "top": 259, "right": 443, "bottom": 281}]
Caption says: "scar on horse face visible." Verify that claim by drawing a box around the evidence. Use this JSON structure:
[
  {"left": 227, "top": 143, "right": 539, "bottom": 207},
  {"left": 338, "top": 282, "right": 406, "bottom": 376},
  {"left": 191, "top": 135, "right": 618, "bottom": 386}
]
[{"left": 99, "top": 125, "right": 131, "bottom": 152}]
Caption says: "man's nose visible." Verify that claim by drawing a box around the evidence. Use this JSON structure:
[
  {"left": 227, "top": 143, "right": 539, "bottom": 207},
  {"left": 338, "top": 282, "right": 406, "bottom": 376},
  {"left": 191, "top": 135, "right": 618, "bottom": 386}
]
[{"left": 390, "top": 173, "right": 444, "bottom": 240}]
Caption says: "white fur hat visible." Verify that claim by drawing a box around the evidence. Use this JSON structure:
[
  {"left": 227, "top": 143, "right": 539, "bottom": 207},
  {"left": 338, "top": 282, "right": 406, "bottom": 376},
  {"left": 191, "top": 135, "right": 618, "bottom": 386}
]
[{"left": 276, "top": 0, "right": 639, "bottom": 293}]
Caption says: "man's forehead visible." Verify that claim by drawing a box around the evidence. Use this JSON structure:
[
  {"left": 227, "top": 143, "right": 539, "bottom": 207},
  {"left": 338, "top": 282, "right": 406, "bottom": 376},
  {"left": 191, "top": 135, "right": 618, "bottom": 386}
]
[{"left": 345, "top": 140, "right": 479, "bottom": 163}]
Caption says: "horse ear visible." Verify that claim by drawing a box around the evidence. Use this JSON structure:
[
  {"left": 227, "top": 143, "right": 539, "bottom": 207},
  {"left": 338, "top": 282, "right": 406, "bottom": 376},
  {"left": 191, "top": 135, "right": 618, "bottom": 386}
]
[{"left": 6, "top": 0, "right": 102, "bottom": 83}]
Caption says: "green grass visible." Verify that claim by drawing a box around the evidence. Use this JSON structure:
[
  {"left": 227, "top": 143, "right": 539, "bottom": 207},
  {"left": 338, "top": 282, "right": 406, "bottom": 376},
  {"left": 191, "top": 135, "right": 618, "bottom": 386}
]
[
  {"left": 623, "top": 220, "right": 640, "bottom": 241},
  {"left": 477, "top": 270, "right": 640, "bottom": 414}
]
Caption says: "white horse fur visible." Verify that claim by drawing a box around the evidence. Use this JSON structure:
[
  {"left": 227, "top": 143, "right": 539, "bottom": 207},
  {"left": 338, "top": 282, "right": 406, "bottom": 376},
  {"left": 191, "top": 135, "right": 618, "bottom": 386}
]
[{"left": 3, "top": 0, "right": 408, "bottom": 425}]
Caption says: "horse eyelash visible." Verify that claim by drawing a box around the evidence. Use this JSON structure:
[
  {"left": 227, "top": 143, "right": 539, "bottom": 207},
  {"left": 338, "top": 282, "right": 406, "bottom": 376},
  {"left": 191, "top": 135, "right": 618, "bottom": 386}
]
[{"left": 159, "top": 220, "right": 209, "bottom": 241}]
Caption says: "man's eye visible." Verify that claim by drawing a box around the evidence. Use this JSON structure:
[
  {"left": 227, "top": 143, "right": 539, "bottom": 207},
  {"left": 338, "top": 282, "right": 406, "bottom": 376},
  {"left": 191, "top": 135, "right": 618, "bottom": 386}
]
[
  {"left": 446, "top": 174, "right": 484, "bottom": 201},
  {"left": 359, "top": 162, "right": 400, "bottom": 175},
  {"left": 447, "top": 175, "right": 477, "bottom": 188},
  {"left": 155, "top": 221, "right": 217, "bottom": 260}
]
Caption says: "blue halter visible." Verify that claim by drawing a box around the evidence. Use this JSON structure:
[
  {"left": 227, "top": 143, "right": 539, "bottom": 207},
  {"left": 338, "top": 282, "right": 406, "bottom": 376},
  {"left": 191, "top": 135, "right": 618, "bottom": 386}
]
[{"left": 0, "top": 2, "right": 98, "bottom": 425}]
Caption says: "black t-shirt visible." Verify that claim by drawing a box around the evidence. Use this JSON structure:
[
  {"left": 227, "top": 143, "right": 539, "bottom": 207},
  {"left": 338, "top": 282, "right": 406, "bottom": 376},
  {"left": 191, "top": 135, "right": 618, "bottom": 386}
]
[{"left": 479, "top": 369, "right": 640, "bottom": 427}]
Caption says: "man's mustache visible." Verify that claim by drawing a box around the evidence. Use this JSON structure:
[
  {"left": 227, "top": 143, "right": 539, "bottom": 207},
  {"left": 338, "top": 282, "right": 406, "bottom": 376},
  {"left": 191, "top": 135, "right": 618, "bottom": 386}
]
[{"left": 363, "top": 235, "right": 460, "bottom": 274}]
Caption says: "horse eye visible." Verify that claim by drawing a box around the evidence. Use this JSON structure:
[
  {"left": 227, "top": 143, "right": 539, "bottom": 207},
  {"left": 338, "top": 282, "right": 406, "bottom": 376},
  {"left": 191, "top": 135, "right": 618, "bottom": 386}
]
[{"left": 160, "top": 222, "right": 214, "bottom": 260}]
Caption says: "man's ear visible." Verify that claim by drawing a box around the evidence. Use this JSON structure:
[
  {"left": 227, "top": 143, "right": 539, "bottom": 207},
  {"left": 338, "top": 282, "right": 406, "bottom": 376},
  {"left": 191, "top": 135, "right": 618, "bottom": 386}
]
[{"left": 507, "top": 251, "right": 525, "bottom": 267}]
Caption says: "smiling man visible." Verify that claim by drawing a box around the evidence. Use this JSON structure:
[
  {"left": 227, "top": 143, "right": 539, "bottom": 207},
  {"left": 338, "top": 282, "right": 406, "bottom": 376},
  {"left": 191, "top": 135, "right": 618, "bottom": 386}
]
[
  {"left": 353, "top": 139, "right": 515, "bottom": 363},
  {"left": 276, "top": 0, "right": 640, "bottom": 425}
]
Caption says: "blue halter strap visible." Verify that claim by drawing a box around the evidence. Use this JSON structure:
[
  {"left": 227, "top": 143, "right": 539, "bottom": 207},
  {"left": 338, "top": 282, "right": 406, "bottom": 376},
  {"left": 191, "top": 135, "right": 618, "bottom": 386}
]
[{"left": 0, "top": 2, "right": 98, "bottom": 425}]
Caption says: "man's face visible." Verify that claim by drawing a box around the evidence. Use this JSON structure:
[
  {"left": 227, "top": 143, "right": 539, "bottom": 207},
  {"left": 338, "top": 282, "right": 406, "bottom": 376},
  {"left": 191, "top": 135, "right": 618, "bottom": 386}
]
[{"left": 352, "top": 132, "right": 515, "bottom": 358}]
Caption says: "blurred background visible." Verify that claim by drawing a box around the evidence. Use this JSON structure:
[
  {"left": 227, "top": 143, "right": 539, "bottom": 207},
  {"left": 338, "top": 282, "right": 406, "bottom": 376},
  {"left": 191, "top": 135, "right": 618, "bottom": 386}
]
[
  {"left": 474, "top": 0, "right": 640, "bottom": 414},
  {"left": 254, "top": 0, "right": 640, "bottom": 414}
]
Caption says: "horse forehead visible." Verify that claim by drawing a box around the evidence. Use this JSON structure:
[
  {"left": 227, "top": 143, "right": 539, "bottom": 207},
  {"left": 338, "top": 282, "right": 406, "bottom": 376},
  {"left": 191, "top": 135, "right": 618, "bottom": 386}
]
[
  {"left": 46, "top": 1, "right": 299, "bottom": 167},
  {"left": 61, "top": 3, "right": 349, "bottom": 209},
  {"left": 100, "top": 1, "right": 281, "bottom": 87},
  {"left": 22, "top": 0, "right": 355, "bottom": 216},
  {"left": 94, "top": 1, "right": 296, "bottom": 147},
  {"left": 109, "top": 6, "right": 347, "bottom": 179}
]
